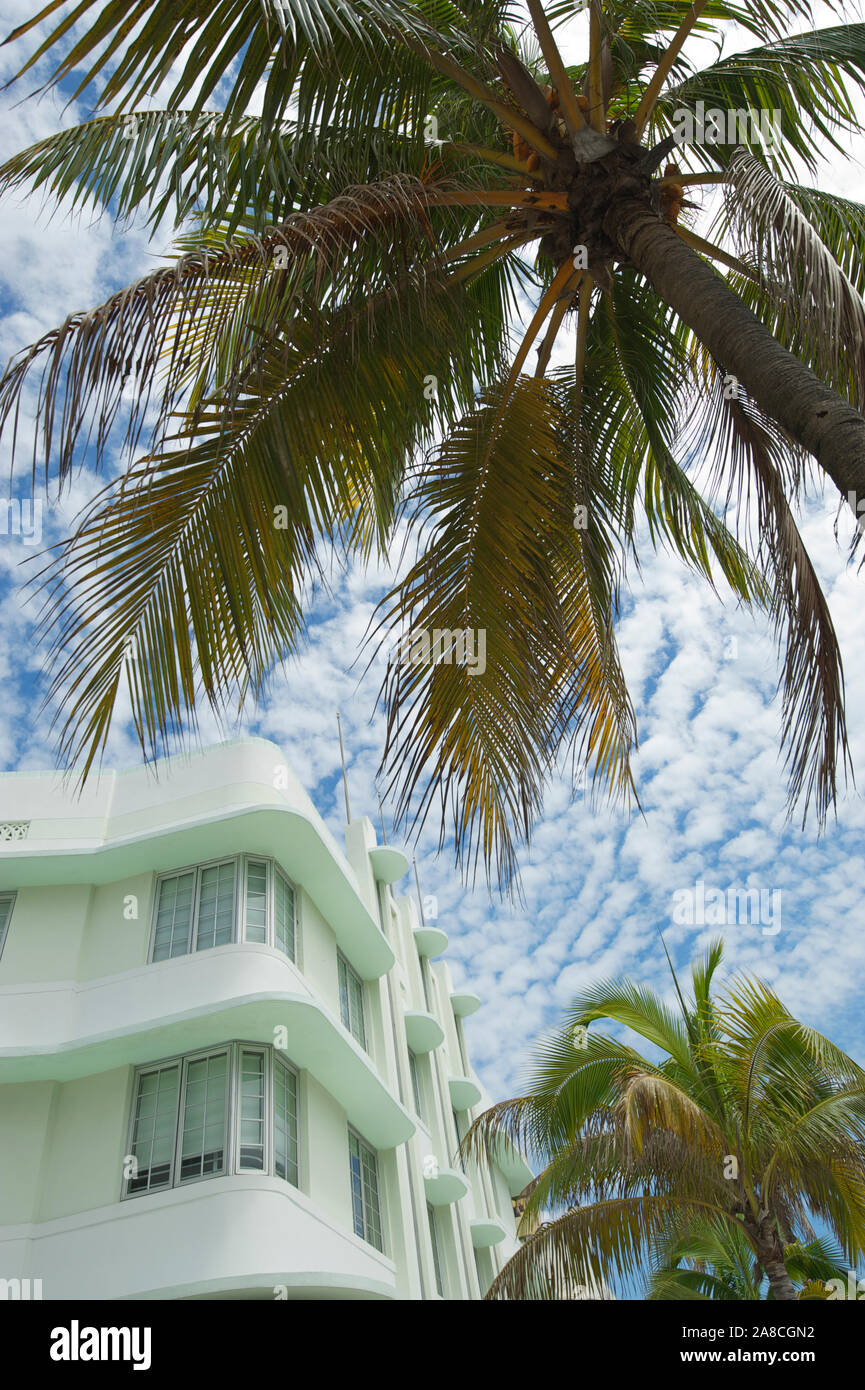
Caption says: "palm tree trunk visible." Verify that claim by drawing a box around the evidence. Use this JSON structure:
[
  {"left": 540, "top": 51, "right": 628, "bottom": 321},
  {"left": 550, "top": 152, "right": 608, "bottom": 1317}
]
[
  {"left": 745, "top": 1213, "right": 798, "bottom": 1300},
  {"left": 762, "top": 1257, "right": 798, "bottom": 1301},
  {"left": 604, "top": 195, "right": 865, "bottom": 508}
]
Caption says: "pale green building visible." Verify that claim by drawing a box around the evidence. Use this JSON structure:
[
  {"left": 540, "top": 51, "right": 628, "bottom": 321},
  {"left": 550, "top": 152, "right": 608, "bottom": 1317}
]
[{"left": 0, "top": 738, "right": 530, "bottom": 1300}]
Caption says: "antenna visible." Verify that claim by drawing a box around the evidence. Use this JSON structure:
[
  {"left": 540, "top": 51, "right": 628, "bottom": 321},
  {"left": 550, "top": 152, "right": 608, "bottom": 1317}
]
[
  {"left": 377, "top": 791, "right": 388, "bottom": 844},
  {"left": 336, "top": 712, "right": 351, "bottom": 824},
  {"left": 413, "top": 856, "right": 426, "bottom": 927}
]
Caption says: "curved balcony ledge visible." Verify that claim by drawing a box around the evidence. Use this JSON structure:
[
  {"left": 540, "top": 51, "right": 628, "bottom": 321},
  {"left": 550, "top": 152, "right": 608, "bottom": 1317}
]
[
  {"left": 450, "top": 991, "right": 481, "bottom": 1017},
  {"left": 423, "top": 1167, "right": 469, "bottom": 1206},
  {"left": 0, "top": 950, "right": 414, "bottom": 1148},
  {"left": 448, "top": 1074, "right": 483, "bottom": 1110},
  {"left": 492, "top": 1141, "right": 535, "bottom": 1198},
  {"left": 368, "top": 846, "right": 409, "bottom": 884},
  {"left": 0, "top": 803, "right": 393, "bottom": 980},
  {"left": 413, "top": 926, "right": 448, "bottom": 958},
  {"left": 470, "top": 1217, "right": 508, "bottom": 1248},
  {"left": 0, "top": 1176, "right": 399, "bottom": 1302},
  {"left": 403, "top": 1010, "right": 445, "bottom": 1054}
]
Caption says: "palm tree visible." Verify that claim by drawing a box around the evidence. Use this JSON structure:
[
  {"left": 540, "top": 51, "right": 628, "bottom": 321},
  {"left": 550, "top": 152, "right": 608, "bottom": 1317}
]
[
  {"left": 648, "top": 1217, "right": 849, "bottom": 1300},
  {"left": 462, "top": 939, "right": 865, "bottom": 1299},
  {"left": 1, "top": 1, "right": 864, "bottom": 884}
]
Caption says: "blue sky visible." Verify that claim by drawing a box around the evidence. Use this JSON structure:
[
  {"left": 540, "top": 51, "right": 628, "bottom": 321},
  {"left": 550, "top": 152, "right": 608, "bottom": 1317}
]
[{"left": 0, "top": 0, "right": 864, "bottom": 1117}]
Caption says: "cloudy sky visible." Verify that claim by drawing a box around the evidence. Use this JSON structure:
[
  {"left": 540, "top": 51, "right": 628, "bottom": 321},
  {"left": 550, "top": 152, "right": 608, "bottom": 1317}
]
[{"left": 0, "top": 0, "right": 864, "bottom": 1110}]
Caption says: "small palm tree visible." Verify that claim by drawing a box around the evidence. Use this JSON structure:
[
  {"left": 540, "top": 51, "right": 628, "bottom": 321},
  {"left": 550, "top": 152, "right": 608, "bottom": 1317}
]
[
  {"left": 1, "top": 3, "right": 864, "bottom": 883},
  {"left": 463, "top": 939, "right": 865, "bottom": 1299},
  {"left": 648, "top": 1217, "right": 849, "bottom": 1300}
]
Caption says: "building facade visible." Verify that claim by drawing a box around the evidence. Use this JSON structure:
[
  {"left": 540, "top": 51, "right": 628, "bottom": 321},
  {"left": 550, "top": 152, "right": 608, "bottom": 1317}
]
[{"left": 0, "top": 738, "right": 530, "bottom": 1300}]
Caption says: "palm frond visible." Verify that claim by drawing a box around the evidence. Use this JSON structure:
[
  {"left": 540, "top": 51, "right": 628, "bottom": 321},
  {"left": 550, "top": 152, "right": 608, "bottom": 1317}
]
[
  {"left": 0, "top": 177, "right": 468, "bottom": 484},
  {"left": 685, "top": 362, "right": 851, "bottom": 824},
  {"left": 721, "top": 150, "right": 865, "bottom": 410}
]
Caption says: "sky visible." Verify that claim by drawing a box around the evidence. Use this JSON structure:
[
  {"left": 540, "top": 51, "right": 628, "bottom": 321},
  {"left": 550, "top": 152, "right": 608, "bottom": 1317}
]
[{"left": 0, "top": 0, "right": 864, "bottom": 1119}]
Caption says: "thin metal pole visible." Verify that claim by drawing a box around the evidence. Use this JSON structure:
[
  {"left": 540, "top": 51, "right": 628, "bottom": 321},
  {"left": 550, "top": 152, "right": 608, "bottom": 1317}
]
[
  {"left": 377, "top": 792, "right": 388, "bottom": 844},
  {"left": 336, "top": 712, "right": 351, "bottom": 824},
  {"left": 413, "top": 856, "right": 426, "bottom": 927}
]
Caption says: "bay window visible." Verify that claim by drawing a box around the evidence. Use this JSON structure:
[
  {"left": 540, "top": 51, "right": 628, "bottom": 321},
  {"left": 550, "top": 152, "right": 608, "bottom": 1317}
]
[
  {"left": 124, "top": 1043, "right": 299, "bottom": 1198},
  {"left": 150, "top": 856, "right": 296, "bottom": 962}
]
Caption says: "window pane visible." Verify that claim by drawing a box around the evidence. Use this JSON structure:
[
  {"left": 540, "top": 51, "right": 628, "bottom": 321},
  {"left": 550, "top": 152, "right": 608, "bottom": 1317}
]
[
  {"left": 428, "top": 1204, "right": 444, "bottom": 1296},
  {"left": 128, "top": 1065, "right": 179, "bottom": 1193},
  {"left": 244, "top": 861, "right": 268, "bottom": 944},
  {"left": 349, "top": 970, "right": 366, "bottom": 1050},
  {"left": 408, "top": 1050, "right": 422, "bottom": 1118},
  {"left": 348, "top": 1133, "right": 365, "bottom": 1240},
  {"left": 196, "top": 862, "right": 236, "bottom": 951},
  {"left": 238, "top": 1051, "right": 265, "bottom": 1170},
  {"left": 152, "top": 873, "right": 195, "bottom": 961},
  {"left": 0, "top": 894, "right": 14, "bottom": 959},
  {"left": 453, "top": 1111, "right": 466, "bottom": 1172},
  {"left": 338, "top": 955, "right": 351, "bottom": 1031},
  {"left": 348, "top": 1132, "right": 382, "bottom": 1251},
  {"left": 338, "top": 954, "right": 366, "bottom": 1051},
  {"left": 180, "top": 1052, "right": 227, "bottom": 1180},
  {"left": 274, "top": 1060, "right": 299, "bottom": 1186},
  {"left": 274, "top": 872, "right": 295, "bottom": 960}
]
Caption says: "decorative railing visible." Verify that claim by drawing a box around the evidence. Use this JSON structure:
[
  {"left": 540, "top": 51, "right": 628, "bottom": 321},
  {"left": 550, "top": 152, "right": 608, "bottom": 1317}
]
[{"left": 0, "top": 822, "right": 29, "bottom": 840}]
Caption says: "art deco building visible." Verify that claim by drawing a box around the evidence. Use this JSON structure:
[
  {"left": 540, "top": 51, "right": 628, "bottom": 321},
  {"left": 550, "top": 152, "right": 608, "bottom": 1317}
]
[{"left": 0, "top": 739, "right": 530, "bottom": 1300}]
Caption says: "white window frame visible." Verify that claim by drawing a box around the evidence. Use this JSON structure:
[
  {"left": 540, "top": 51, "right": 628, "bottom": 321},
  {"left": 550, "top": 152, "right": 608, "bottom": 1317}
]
[
  {"left": 122, "top": 1042, "right": 300, "bottom": 1200},
  {"left": 408, "top": 1048, "right": 423, "bottom": 1119},
  {"left": 0, "top": 892, "right": 16, "bottom": 960},
  {"left": 348, "top": 1126, "right": 385, "bottom": 1253},
  {"left": 338, "top": 951, "right": 367, "bottom": 1050},
  {"left": 428, "top": 1202, "right": 445, "bottom": 1297},
  {"left": 148, "top": 855, "right": 297, "bottom": 963}
]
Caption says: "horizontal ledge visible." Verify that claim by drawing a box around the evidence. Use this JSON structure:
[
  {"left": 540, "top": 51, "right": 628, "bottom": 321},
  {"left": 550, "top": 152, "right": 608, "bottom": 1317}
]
[
  {"left": 448, "top": 1074, "right": 483, "bottom": 1110},
  {"left": 368, "top": 846, "right": 409, "bottom": 884},
  {"left": 470, "top": 1217, "right": 508, "bottom": 1248},
  {"left": 450, "top": 991, "right": 481, "bottom": 1017},
  {"left": 0, "top": 990, "right": 415, "bottom": 1149},
  {"left": 413, "top": 926, "right": 448, "bottom": 958},
  {"left": 404, "top": 1010, "right": 445, "bottom": 1055},
  {"left": 423, "top": 1167, "right": 469, "bottom": 1206}
]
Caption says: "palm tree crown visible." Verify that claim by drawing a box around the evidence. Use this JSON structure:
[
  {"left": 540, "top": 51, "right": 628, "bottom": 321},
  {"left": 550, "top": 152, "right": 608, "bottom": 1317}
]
[
  {"left": 463, "top": 938, "right": 865, "bottom": 1299},
  {"left": 2, "top": 1, "right": 864, "bottom": 885}
]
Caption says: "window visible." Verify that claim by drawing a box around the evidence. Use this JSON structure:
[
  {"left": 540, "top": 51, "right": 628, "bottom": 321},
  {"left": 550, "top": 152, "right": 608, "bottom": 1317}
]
[
  {"left": 124, "top": 1044, "right": 299, "bottom": 1198},
  {"left": 0, "top": 893, "right": 15, "bottom": 959},
  {"left": 428, "top": 1203, "right": 444, "bottom": 1297},
  {"left": 338, "top": 952, "right": 366, "bottom": 1050},
  {"left": 274, "top": 870, "right": 296, "bottom": 959},
  {"left": 237, "top": 1049, "right": 266, "bottom": 1171},
  {"left": 150, "top": 856, "right": 297, "bottom": 963},
  {"left": 179, "top": 1051, "right": 228, "bottom": 1179},
  {"left": 408, "top": 1049, "right": 423, "bottom": 1119},
  {"left": 127, "top": 1063, "right": 180, "bottom": 1194},
  {"left": 274, "top": 1058, "right": 299, "bottom": 1186},
  {"left": 452, "top": 1109, "right": 466, "bottom": 1172},
  {"left": 349, "top": 1130, "right": 383, "bottom": 1251}
]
